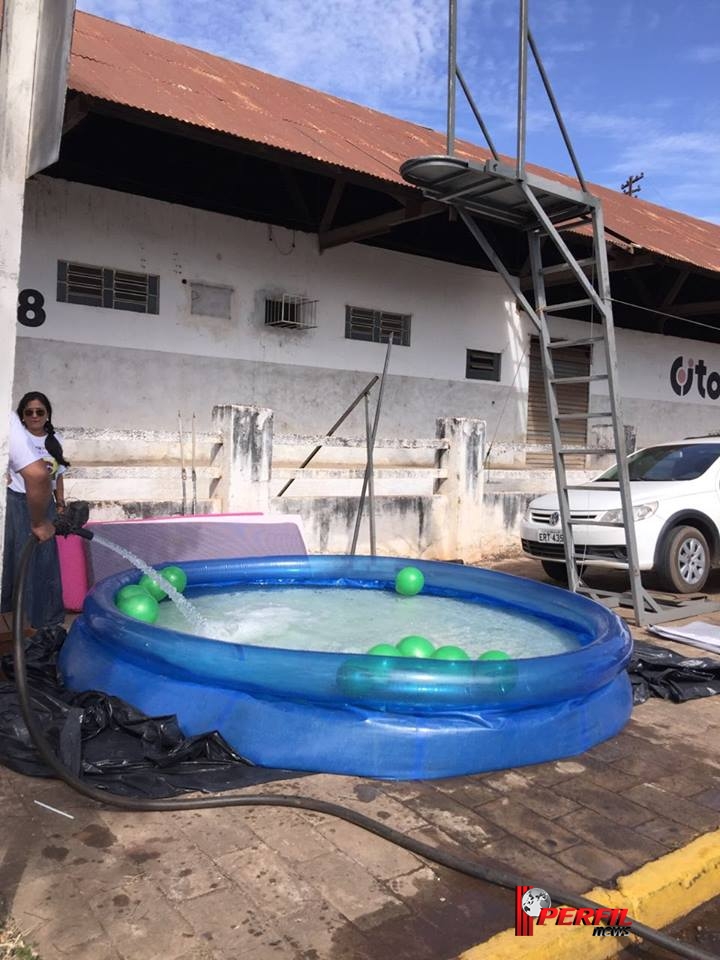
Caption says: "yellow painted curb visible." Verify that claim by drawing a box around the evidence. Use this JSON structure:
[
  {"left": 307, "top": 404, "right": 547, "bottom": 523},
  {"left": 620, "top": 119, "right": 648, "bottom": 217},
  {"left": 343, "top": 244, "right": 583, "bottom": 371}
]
[{"left": 458, "top": 828, "right": 720, "bottom": 960}]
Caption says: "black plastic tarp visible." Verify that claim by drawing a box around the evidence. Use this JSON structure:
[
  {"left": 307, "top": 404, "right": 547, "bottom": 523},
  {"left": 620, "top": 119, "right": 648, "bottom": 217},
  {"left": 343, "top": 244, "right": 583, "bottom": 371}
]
[
  {"left": 629, "top": 639, "right": 720, "bottom": 705},
  {"left": 0, "top": 627, "right": 303, "bottom": 797}
]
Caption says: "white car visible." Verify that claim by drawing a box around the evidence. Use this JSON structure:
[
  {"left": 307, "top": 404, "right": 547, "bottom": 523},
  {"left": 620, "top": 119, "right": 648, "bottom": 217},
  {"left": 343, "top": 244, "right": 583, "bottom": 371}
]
[{"left": 520, "top": 438, "right": 720, "bottom": 593}]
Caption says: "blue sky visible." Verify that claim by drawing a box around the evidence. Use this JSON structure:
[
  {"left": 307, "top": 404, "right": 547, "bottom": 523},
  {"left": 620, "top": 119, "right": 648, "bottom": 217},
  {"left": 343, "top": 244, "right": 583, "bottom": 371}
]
[{"left": 77, "top": 0, "right": 720, "bottom": 222}]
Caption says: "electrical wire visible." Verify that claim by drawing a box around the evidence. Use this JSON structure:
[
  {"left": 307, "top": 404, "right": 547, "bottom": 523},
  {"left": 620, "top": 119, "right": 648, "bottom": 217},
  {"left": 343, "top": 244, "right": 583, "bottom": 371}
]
[
  {"left": 609, "top": 297, "right": 720, "bottom": 336},
  {"left": 10, "top": 535, "right": 718, "bottom": 960}
]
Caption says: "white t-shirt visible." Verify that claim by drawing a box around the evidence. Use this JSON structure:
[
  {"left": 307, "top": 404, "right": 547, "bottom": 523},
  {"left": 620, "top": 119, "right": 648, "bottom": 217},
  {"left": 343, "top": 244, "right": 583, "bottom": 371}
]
[{"left": 8, "top": 415, "right": 66, "bottom": 493}]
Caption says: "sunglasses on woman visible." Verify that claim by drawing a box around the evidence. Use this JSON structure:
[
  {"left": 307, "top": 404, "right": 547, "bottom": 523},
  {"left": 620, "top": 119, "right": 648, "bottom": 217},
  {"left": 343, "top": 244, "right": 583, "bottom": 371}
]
[{"left": 23, "top": 408, "right": 46, "bottom": 417}]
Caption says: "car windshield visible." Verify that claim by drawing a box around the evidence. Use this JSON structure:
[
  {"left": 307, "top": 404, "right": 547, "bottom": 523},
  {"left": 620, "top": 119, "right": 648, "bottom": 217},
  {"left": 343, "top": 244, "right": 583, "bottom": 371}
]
[{"left": 596, "top": 443, "right": 720, "bottom": 482}]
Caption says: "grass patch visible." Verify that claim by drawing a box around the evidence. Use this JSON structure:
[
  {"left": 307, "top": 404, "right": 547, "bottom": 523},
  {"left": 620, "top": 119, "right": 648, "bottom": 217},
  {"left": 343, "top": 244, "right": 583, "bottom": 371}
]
[{"left": 0, "top": 918, "right": 40, "bottom": 960}]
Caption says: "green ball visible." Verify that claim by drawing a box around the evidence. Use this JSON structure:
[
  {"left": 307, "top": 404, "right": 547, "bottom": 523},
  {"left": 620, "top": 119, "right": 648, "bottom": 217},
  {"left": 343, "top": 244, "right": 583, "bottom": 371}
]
[
  {"left": 479, "top": 650, "right": 511, "bottom": 661},
  {"left": 367, "top": 643, "right": 400, "bottom": 657},
  {"left": 138, "top": 573, "right": 167, "bottom": 602},
  {"left": 160, "top": 565, "right": 188, "bottom": 594},
  {"left": 396, "top": 635, "right": 434, "bottom": 658},
  {"left": 394, "top": 566, "right": 425, "bottom": 597},
  {"left": 115, "top": 584, "right": 149, "bottom": 605},
  {"left": 117, "top": 592, "right": 159, "bottom": 624},
  {"left": 432, "top": 645, "right": 471, "bottom": 660}
]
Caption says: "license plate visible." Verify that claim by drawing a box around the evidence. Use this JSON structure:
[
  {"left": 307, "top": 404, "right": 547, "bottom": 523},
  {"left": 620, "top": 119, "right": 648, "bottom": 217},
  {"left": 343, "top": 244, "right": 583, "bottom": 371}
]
[{"left": 538, "top": 531, "right": 564, "bottom": 543}]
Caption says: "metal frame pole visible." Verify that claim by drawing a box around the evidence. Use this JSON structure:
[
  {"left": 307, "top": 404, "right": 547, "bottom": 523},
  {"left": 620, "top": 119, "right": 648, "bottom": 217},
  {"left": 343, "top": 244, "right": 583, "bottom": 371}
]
[
  {"left": 364, "top": 392, "right": 376, "bottom": 554},
  {"left": 527, "top": 30, "right": 587, "bottom": 191},
  {"left": 455, "top": 66, "right": 499, "bottom": 161},
  {"left": 350, "top": 337, "right": 393, "bottom": 555},
  {"left": 276, "top": 375, "right": 379, "bottom": 497},
  {"left": 516, "top": 0, "right": 529, "bottom": 180},
  {"left": 447, "top": 0, "right": 458, "bottom": 156}
]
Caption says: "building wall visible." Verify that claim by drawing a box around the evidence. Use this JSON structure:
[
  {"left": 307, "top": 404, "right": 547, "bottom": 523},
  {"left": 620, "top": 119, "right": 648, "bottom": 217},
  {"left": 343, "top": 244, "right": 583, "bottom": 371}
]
[
  {"left": 15, "top": 177, "right": 526, "bottom": 440},
  {"left": 14, "top": 176, "right": 720, "bottom": 452}
]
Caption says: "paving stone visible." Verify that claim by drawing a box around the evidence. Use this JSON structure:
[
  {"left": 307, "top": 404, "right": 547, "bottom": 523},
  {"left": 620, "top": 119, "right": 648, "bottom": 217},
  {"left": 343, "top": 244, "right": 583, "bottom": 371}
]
[
  {"left": 478, "top": 770, "right": 534, "bottom": 793},
  {"left": 10, "top": 873, "right": 108, "bottom": 956},
  {"left": 130, "top": 839, "right": 232, "bottom": 902},
  {"left": 606, "top": 752, "right": 672, "bottom": 781},
  {"left": 553, "top": 842, "right": 629, "bottom": 884},
  {"left": 51, "top": 937, "right": 124, "bottom": 960},
  {"left": 634, "top": 816, "right": 698, "bottom": 849},
  {"left": 240, "top": 806, "right": 337, "bottom": 862},
  {"left": 403, "top": 789, "right": 507, "bottom": 847},
  {"left": 376, "top": 780, "right": 428, "bottom": 802},
  {"left": 386, "top": 865, "right": 441, "bottom": 899},
  {"left": 692, "top": 787, "right": 720, "bottom": 811},
  {"left": 277, "top": 898, "right": 377, "bottom": 960},
  {"left": 556, "top": 808, "right": 668, "bottom": 869},
  {"left": 298, "top": 777, "right": 429, "bottom": 833},
  {"left": 477, "top": 835, "right": 590, "bottom": 894},
  {"left": 478, "top": 797, "right": 579, "bottom": 854},
  {"left": 172, "top": 807, "right": 259, "bottom": 860},
  {"left": 180, "top": 886, "right": 301, "bottom": 960},
  {"left": 313, "top": 815, "right": 423, "bottom": 879},
  {"left": 425, "top": 777, "right": 500, "bottom": 809},
  {"left": 646, "top": 773, "right": 717, "bottom": 798},
  {"left": 584, "top": 738, "right": 629, "bottom": 762},
  {"left": 622, "top": 783, "right": 720, "bottom": 831},
  {"left": 294, "top": 850, "right": 409, "bottom": 930},
  {"left": 567, "top": 756, "right": 646, "bottom": 792},
  {"left": 88, "top": 874, "right": 198, "bottom": 960},
  {"left": 215, "top": 838, "right": 318, "bottom": 919},
  {"left": 553, "top": 778, "right": 654, "bottom": 827}
]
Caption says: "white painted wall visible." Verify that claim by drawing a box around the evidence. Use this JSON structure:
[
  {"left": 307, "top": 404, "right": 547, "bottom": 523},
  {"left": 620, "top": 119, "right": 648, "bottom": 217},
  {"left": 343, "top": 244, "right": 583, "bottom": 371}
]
[
  {"left": 16, "top": 176, "right": 527, "bottom": 440},
  {"left": 14, "top": 176, "right": 720, "bottom": 452}
]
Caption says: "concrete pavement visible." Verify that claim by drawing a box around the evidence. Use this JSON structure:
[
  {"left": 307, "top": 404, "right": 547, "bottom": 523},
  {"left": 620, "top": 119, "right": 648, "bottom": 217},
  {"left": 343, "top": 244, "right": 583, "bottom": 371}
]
[{"left": 2, "top": 558, "right": 720, "bottom": 960}]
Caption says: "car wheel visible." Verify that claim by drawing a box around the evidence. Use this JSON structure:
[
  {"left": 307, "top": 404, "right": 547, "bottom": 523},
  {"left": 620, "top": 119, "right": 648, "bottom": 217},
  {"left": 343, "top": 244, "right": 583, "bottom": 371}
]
[
  {"left": 657, "top": 526, "right": 710, "bottom": 593},
  {"left": 540, "top": 560, "right": 584, "bottom": 584}
]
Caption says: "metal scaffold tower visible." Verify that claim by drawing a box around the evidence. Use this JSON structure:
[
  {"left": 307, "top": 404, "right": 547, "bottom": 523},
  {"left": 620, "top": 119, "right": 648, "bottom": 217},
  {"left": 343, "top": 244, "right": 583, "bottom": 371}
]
[{"left": 401, "top": 0, "right": 720, "bottom": 626}]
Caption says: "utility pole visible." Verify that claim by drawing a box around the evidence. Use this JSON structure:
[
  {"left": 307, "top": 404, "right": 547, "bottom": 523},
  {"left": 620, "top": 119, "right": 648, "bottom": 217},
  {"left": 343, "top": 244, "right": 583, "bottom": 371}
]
[{"left": 620, "top": 172, "right": 644, "bottom": 197}]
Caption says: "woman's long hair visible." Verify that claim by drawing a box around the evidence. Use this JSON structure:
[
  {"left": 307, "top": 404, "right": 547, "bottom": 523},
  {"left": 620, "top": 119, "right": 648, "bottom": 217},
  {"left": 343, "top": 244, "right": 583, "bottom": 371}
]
[{"left": 16, "top": 391, "right": 70, "bottom": 468}]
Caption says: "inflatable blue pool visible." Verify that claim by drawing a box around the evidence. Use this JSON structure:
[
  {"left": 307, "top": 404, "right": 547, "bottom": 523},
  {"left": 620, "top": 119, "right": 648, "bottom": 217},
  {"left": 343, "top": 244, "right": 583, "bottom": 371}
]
[{"left": 59, "top": 555, "right": 633, "bottom": 779}]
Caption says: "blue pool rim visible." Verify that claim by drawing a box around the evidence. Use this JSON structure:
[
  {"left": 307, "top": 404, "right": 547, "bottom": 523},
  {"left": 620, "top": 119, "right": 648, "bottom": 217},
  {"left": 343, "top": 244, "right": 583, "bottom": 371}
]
[{"left": 59, "top": 555, "right": 634, "bottom": 779}]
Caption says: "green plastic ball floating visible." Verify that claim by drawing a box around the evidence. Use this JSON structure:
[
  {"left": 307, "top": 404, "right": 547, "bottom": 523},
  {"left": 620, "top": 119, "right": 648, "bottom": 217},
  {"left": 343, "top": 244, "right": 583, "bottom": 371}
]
[
  {"left": 138, "top": 573, "right": 167, "bottom": 602},
  {"left": 115, "top": 584, "right": 149, "bottom": 605},
  {"left": 478, "top": 650, "right": 511, "bottom": 661},
  {"left": 432, "top": 645, "right": 471, "bottom": 660},
  {"left": 160, "top": 565, "right": 188, "bottom": 594},
  {"left": 116, "top": 591, "right": 159, "bottom": 624},
  {"left": 367, "top": 643, "right": 400, "bottom": 657},
  {"left": 138, "top": 565, "right": 188, "bottom": 602},
  {"left": 396, "top": 635, "right": 434, "bottom": 658},
  {"left": 394, "top": 566, "right": 425, "bottom": 597}
]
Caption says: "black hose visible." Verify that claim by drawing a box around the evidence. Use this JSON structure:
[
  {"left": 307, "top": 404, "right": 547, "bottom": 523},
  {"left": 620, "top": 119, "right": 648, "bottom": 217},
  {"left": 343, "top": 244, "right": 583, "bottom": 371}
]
[{"left": 11, "top": 535, "right": 717, "bottom": 960}]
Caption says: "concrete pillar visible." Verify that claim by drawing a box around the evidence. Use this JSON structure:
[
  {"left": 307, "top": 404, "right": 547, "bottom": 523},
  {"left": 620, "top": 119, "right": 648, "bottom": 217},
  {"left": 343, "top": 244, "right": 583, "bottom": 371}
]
[
  {"left": 0, "top": 1, "right": 42, "bottom": 580},
  {"left": 434, "top": 417, "right": 486, "bottom": 561},
  {"left": 212, "top": 404, "right": 273, "bottom": 513}
]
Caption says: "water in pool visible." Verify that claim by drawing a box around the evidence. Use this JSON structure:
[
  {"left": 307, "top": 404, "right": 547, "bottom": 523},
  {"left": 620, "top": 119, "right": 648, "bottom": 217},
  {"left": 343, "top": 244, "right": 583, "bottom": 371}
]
[{"left": 155, "top": 585, "right": 583, "bottom": 657}]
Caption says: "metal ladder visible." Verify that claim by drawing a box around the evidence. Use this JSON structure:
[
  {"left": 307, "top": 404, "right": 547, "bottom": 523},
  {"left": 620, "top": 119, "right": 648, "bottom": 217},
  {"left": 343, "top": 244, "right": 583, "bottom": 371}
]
[
  {"left": 527, "top": 206, "right": 647, "bottom": 624},
  {"left": 400, "top": 0, "right": 720, "bottom": 627}
]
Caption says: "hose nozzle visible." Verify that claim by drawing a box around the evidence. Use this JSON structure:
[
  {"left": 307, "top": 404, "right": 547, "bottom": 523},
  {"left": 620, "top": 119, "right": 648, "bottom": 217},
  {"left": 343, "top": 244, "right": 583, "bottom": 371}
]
[{"left": 54, "top": 501, "right": 93, "bottom": 540}]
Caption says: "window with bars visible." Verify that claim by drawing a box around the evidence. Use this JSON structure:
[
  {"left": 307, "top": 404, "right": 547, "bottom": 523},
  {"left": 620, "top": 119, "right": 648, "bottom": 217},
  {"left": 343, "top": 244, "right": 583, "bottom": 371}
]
[
  {"left": 345, "top": 305, "right": 411, "bottom": 346},
  {"left": 57, "top": 261, "right": 159, "bottom": 314},
  {"left": 466, "top": 349, "right": 502, "bottom": 381}
]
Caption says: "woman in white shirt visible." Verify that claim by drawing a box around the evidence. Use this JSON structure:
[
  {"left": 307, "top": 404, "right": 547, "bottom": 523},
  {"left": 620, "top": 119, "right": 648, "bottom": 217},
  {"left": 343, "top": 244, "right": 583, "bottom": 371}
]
[{"left": 2, "top": 392, "right": 69, "bottom": 630}]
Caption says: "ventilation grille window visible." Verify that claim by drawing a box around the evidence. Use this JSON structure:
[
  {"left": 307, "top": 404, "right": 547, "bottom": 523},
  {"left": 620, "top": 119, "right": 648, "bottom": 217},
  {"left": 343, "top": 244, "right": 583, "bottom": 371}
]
[
  {"left": 345, "top": 306, "right": 411, "bottom": 346},
  {"left": 264, "top": 295, "right": 318, "bottom": 329},
  {"left": 57, "top": 261, "right": 159, "bottom": 314},
  {"left": 191, "top": 282, "right": 232, "bottom": 319},
  {"left": 466, "top": 349, "right": 502, "bottom": 381}
]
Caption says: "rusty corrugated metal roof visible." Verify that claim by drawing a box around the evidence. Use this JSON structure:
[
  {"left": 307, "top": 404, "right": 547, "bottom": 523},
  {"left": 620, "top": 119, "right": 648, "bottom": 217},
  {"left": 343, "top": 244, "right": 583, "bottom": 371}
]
[{"left": 67, "top": 11, "right": 720, "bottom": 275}]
